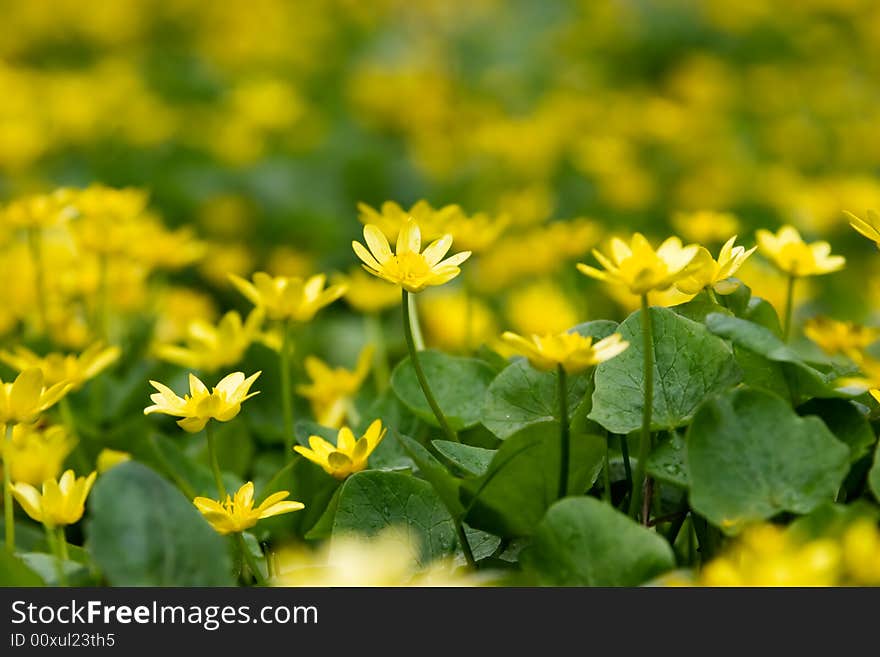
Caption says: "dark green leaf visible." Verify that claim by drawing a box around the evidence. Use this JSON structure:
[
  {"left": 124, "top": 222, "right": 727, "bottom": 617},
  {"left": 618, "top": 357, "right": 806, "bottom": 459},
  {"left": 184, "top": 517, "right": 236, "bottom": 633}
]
[
  {"left": 798, "top": 398, "right": 876, "bottom": 463},
  {"left": 0, "top": 551, "right": 45, "bottom": 586},
  {"left": 646, "top": 431, "right": 689, "bottom": 488},
  {"left": 432, "top": 440, "right": 495, "bottom": 476}
]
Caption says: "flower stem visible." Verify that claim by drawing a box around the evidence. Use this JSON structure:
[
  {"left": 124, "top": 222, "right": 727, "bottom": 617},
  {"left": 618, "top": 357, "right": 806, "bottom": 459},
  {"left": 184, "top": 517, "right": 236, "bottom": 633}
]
[
  {"left": 407, "top": 292, "right": 425, "bottom": 351},
  {"left": 57, "top": 526, "right": 69, "bottom": 562},
  {"left": 44, "top": 524, "right": 67, "bottom": 587},
  {"left": 205, "top": 422, "right": 226, "bottom": 499},
  {"left": 603, "top": 433, "right": 612, "bottom": 504},
  {"left": 401, "top": 290, "right": 458, "bottom": 443},
  {"left": 235, "top": 532, "right": 267, "bottom": 586},
  {"left": 783, "top": 274, "right": 796, "bottom": 341},
  {"left": 3, "top": 423, "right": 15, "bottom": 553},
  {"left": 27, "top": 227, "right": 48, "bottom": 333},
  {"left": 365, "top": 313, "right": 389, "bottom": 393},
  {"left": 629, "top": 295, "right": 654, "bottom": 524},
  {"left": 707, "top": 287, "right": 719, "bottom": 305},
  {"left": 454, "top": 520, "right": 477, "bottom": 570},
  {"left": 148, "top": 436, "right": 197, "bottom": 500},
  {"left": 280, "top": 319, "right": 295, "bottom": 453},
  {"left": 556, "top": 364, "right": 570, "bottom": 500}
]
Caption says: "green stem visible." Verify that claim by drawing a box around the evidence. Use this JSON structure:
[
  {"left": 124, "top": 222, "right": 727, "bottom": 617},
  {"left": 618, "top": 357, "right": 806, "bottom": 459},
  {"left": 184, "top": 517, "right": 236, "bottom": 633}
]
[
  {"left": 602, "top": 433, "right": 612, "bottom": 504},
  {"left": 556, "top": 364, "right": 570, "bottom": 500},
  {"left": 619, "top": 434, "right": 632, "bottom": 510},
  {"left": 401, "top": 290, "right": 458, "bottom": 443},
  {"left": 148, "top": 436, "right": 197, "bottom": 500},
  {"left": 407, "top": 292, "right": 425, "bottom": 351},
  {"left": 205, "top": 422, "right": 226, "bottom": 499},
  {"left": 235, "top": 532, "right": 267, "bottom": 586},
  {"left": 256, "top": 457, "right": 298, "bottom": 505},
  {"left": 280, "top": 319, "right": 294, "bottom": 453},
  {"left": 707, "top": 287, "right": 719, "bottom": 305},
  {"left": 365, "top": 313, "right": 389, "bottom": 393},
  {"left": 783, "top": 274, "right": 796, "bottom": 342},
  {"left": 59, "top": 397, "right": 90, "bottom": 475},
  {"left": 57, "top": 526, "right": 69, "bottom": 562},
  {"left": 27, "top": 227, "right": 48, "bottom": 333},
  {"left": 3, "top": 423, "right": 14, "bottom": 553},
  {"left": 629, "top": 294, "right": 654, "bottom": 523},
  {"left": 44, "top": 524, "right": 67, "bottom": 587},
  {"left": 454, "top": 520, "right": 476, "bottom": 569}
]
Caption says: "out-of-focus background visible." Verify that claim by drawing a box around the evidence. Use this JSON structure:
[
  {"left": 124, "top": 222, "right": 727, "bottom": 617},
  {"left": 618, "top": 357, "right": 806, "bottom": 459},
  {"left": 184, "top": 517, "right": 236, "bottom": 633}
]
[{"left": 2, "top": 0, "right": 879, "bottom": 325}]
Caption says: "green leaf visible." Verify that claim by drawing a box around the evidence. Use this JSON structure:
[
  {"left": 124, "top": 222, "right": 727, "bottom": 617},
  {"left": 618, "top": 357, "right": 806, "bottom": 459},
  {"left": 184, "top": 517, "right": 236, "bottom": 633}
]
[
  {"left": 797, "top": 398, "right": 876, "bottom": 463},
  {"left": 462, "top": 422, "right": 604, "bottom": 537},
  {"left": 0, "top": 551, "right": 45, "bottom": 586},
  {"left": 646, "top": 431, "right": 689, "bottom": 488},
  {"left": 569, "top": 320, "right": 619, "bottom": 340},
  {"left": 330, "top": 470, "right": 458, "bottom": 565},
  {"left": 590, "top": 307, "right": 741, "bottom": 434},
  {"left": 19, "top": 553, "right": 92, "bottom": 586},
  {"left": 397, "top": 433, "right": 464, "bottom": 518},
  {"left": 522, "top": 497, "right": 675, "bottom": 586},
  {"left": 391, "top": 350, "right": 495, "bottom": 431},
  {"left": 672, "top": 291, "right": 732, "bottom": 323},
  {"left": 432, "top": 440, "right": 495, "bottom": 476},
  {"left": 87, "top": 462, "right": 234, "bottom": 585},
  {"left": 869, "top": 441, "right": 880, "bottom": 504},
  {"left": 481, "top": 359, "right": 589, "bottom": 440},
  {"left": 706, "top": 313, "right": 843, "bottom": 403},
  {"left": 687, "top": 388, "right": 851, "bottom": 534}
]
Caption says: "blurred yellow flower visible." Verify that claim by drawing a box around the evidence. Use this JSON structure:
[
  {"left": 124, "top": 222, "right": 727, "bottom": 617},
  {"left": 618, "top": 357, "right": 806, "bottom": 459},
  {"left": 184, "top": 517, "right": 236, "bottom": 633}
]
[
  {"left": 578, "top": 233, "right": 700, "bottom": 295},
  {"left": 154, "top": 309, "right": 263, "bottom": 372},
  {"left": 0, "top": 369, "right": 70, "bottom": 425},
  {"left": 1, "top": 424, "right": 74, "bottom": 486},
  {"left": 446, "top": 211, "right": 509, "bottom": 253},
  {"left": 153, "top": 286, "right": 219, "bottom": 344},
  {"left": 266, "top": 246, "right": 314, "bottom": 278},
  {"left": 294, "top": 419, "right": 386, "bottom": 480},
  {"left": 199, "top": 243, "right": 255, "bottom": 288},
  {"left": 353, "top": 220, "right": 471, "bottom": 293},
  {"left": 96, "top": 448, "right": 131, "bottom": 473},
  {"left": 11, "top": 469, "right": 97, "bottom": 527},
  {"left": 803, "top": 316, "right": 879, "bottom": 359},
  {"left": 0, "top": 342, "right": 120, "bottom": 390},
  {"left": 193, "top": 481, "right": 303, "bottom": 535},
  {"left": 357, "top": 200, "right": 461, "bottom": 242},
  {"left": 505, "top": 281, "right": 579, "bottom": 336},
  {"left": 272, "top": 527, "right": 485, "bottom": 587},
  {"left": 296, "top": 345, "right": 373, "bottom": 428},
  {"left": 420, "top": 290, "right": 497, "bottom": 351},
  {"left": 230, "top": 272, "right": 346, "bottom": 322},
  {"left": 602, "top": 282, "right": 695, "bottom": 314},
  {"left": 2, "top": 189, "right": 77, "bottom": 230},
  {"left": 337, "top": 268, "right": 400, "bottom": 314},
  {"left": 841, "top": 519, "right": 880, "bottom": 585},
  {"left": 756, "top": 225, "right": 845, "bottom": 277},
  {"left": 845, "top": 209, "right": 880, "bottom": 249},
  {"left": 675, "top": 236, "right": 757, "bottom": 295},
  {"left": 671, "top": 210, "right": 740, "bottom": 244},
  {"left": 501, "top": 331, "right": 629, "bottom": 373},
  {"left": 144, "top": 371, "right": 261, "bottom": 433}
]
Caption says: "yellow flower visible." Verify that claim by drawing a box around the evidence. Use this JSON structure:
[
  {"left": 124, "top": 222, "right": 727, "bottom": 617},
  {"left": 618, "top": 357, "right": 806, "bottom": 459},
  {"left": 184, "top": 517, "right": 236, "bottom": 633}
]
[
  {"left": 500, "top": 331, "right": 629, "bottom": 373},
  {"left": 337, "top": 268, "right": 400, "bottom": 314},
  {"left": 96, "top": 448, "right": 131, "bottom": 474},
  {"left": 2, "top": 189, "right": 77, "bottom": 230},
  {"left": 296, "top": 346, "right": 373, "bottom": 428},
  {"left": 674, "top": 236, "right": 757, "bottom": 295},
  {"left": 0, "top": 369, "right": 70, "bottom": 425},
  {"left": 352, "top": 220, "right": 471, "bottom": 293},
  {"left": 755, "top": 225, "right": 845, "bottom": 277},
  {"left": 229, "top": 272, "right": 347, "bottom": 322},
  {"left": 602, "top": 282, "right": 695, "bottom": 314},
  {"left": 577, "top": 233, "right": 700, "bottom": 295},
  {"left": 671, "top": 210, "right": 740, "bottom": 244},
  {"left": 845, "top": 209, "right": 880, "bottom": 249},
  {"left": 841, "top": 520, "right": 880, "bottom": 585},
  {"left": 804, "top": 317, "right": 879, "bottom": 359},
  {"left": 153, "top": 309, "right": 263, "bottom": 372},
  {"left": 1, "top": 424, "right": 74, "bottom": 486},
  {"left": 10, "top": 469, "right": 97, "bottom": 527},
  {"left": 0, "top": 342, "right": 120, "bottom": 390},
  {"left": 144, "top": 371, "right": 261, "bottom": 433},
  {"left": 357, "top": 200, "right": 461, "bottom": 243},
  {"left": 420, "top": 289, "right": 497, "bottom": 351},
  {"left": 294, "top": 419, "right": 386, "bottom": 479},
  {"left": 505, "top": 280, "right": 579, "bottom": 336},
  {"left": 193, "top": 481, "right": 303, "bottom": 535},
  {"left": 446, "top": 211, "right": 509, "bottom": 253}
]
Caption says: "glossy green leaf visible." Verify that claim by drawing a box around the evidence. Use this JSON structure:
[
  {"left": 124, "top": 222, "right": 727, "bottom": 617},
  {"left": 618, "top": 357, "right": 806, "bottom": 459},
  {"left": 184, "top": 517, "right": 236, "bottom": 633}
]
[{"left": 432, "top": 440, "right": 495, "bottom": 476}]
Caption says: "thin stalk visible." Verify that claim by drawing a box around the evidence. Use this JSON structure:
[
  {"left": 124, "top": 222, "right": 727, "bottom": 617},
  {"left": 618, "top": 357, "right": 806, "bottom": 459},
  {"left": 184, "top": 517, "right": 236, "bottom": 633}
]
[
  {"left": 454, "top": 520, "right": 476, "bottom": 570},
  {"left": 205, "top": 422, "right": 227, "bottom": 499},
  {"left": 235, "top": 532, "right": 267, "bottom": 586},
  {"left": 556, "top": 365, "right": 570, "bottom": 499},
  {"left": 148, "top": 436, "right": 197, "bottom": 500},
  {"left": 619, "top": 434, "right": 632, "bottom": 509},
  {"left": 707, "top": 287, "right": 719, "bottom": 305},
  {"left": 629, "top": 294, "right": 655, "bottom": 523},
  {"left": 783, "top": 274, "right": 796, "bottom": 341},
  {"left": 59, "top": 397, "right": 90, "bottom": 475},
  {"left": 280, "top": 319, "right": 295, "bottom": 453},
  {"left": 256, "top": 458, "right": 298, "bottom": 505},
  {"left": 3, "top": 423, "right": 15, "bottom": 553},
  {"left": 401, "top": 290, "right": 458, "bottom": 443},
  {"left": 365, "top": 313, "right": 389, "bottom": 393},
  {"left": 57, "top": 526, "right": 69, "bottom": 562},
  {"left": 407, "top": 292, "right": 425, "bottom": 351},
  {"left": 44, "top": 524, "right": 67, "bottom": 587},
  {"left": 27, "top": 227, "right": 48, "bottom": 333},
  {"left": 602, "top": 433, "right": 612, "bottom": 504}
]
